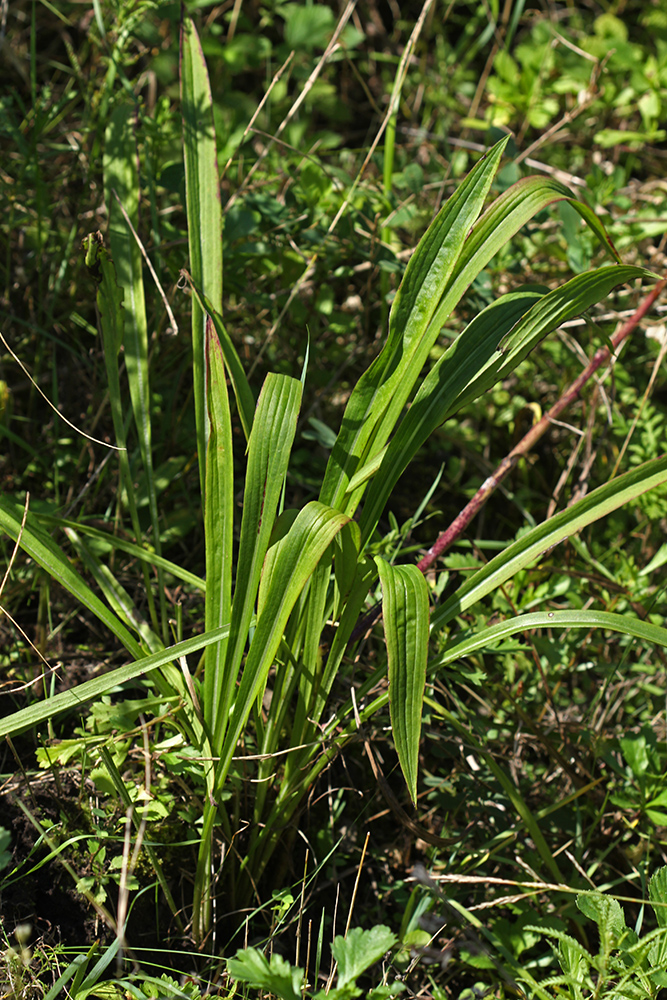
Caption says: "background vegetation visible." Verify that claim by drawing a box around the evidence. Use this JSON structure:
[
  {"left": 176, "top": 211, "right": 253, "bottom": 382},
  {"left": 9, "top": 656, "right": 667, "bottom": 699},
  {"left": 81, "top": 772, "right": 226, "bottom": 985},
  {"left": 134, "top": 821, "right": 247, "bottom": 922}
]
[{"left": 1, "top": 0, "right": 667, "bottom": 997}]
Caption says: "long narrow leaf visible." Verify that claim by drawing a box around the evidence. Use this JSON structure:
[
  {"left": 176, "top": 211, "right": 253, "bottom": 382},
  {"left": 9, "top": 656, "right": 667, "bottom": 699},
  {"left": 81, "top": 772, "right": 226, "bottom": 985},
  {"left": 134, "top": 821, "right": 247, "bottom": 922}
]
[
  {"left": 359, "top": 288, "right": 543, "bottom": 544},
  {"left": 180, "top": 15, "right": 223, "bottom": 495},
  {"left": 204, "top": 317, "right": 234, "bottom": 737},
  {"left": 0, "top": 496, "right": 143, "bottom": 660},
  {"left": 217, "top": 501, "right": 350, "bottom": 786},
  {"left": 431, "top": 455, "right": 667, "bottom": 633},
  {"left": 29, "top": 514, "right": 206, "bottom": 591},
  {"left": 188, "top": 279, "right": 255, "bottom": 442},
  {"left": 376, "top": 558, "right": 430, "bottom": 803},
  {"left": 63, "top": 526, "right": 163, "bottom": 654},
  {"left": 0, "top": 625, "right": 231, "bottom": 739},
  {"left": 320, "top": 137, "right": 509, "bottom": 513},
  {"left": 104, "top": 102, "right": 167, "bottom": 640},
  {"left": 365, "top": 174, "right": 578, "bottom": 478},
  {"left": 434, "top": 609, "right": 667, "bottom": 667},
  {"left": 218, "top": 373, "right": 302, "bottom": 745},
  {"left": 360, "top": 266, "right": 656, "bottom": 545},
  {"left": 82, "top": 233, "right": 160, "bottom": 632}
]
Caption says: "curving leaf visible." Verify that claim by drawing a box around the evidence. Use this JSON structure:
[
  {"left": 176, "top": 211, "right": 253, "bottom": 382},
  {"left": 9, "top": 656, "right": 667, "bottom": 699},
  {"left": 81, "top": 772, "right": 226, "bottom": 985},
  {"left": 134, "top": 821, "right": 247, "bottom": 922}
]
[
  {"left": 218, "top": 373, "right": 303, "bottom": 749},
  {"left": 434, "top": 609, "right": 667, "bottom": 670},
  {"left": 30, "top": 513, "right": 206, "bottom": 591},
  {"left": 0, "top": 625, "right": 231, "bottom": 740},
  {"left": 0, "top": 497, "right": 143, "bottom": 661},
  {"left": 320, "top": 137, "right": 509, "bottom": 513},
  {"left": 431, "top": 455, "right": 667, "bottom": 633},
  {"left": 359, "top": 288, "right": 544, "bottom": 543}
]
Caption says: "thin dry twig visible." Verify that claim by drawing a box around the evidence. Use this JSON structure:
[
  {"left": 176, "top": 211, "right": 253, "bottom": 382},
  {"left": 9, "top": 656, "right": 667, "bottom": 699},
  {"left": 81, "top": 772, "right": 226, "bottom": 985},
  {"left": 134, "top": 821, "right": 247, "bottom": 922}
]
[
  {"left": 417, "top": 275, "right": 667, "bottom": 574},
  {"left": 0, "top": 331, "right": 124, "bottom": 451}
]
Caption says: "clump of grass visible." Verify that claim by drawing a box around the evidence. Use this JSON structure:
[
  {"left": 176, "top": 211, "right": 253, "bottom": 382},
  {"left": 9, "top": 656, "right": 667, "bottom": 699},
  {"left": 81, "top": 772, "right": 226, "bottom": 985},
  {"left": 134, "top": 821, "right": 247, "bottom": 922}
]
[{"left": 2, "top": 3, "right": 667, "bottom": 996}]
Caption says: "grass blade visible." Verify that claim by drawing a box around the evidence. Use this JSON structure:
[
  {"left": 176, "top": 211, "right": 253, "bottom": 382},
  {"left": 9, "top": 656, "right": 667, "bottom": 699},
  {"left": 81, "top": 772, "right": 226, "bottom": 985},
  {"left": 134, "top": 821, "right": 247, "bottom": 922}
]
[
  {"left": 219, "top": 372, "right": 303, "bottom": 747},
  {"left": 28, "top": 513, "right": 206, "bottom": 591},
  {"left": 81, "top": 233, "right": 160, "bottom": 632},
  {"left": 0, "top": 496, "right": 143, "bottom": 660},
  {"left": 219, "top": 501, "right": 350, "bottom": 785},
  {"left": 189, "top": 279, "right": 256, "bottom": 442},
  {"left": 359, "top": 288, "right": 543, "bottom": 544},
  {"left": 434, "top": 609, "right": 667, "bottom": 667}
]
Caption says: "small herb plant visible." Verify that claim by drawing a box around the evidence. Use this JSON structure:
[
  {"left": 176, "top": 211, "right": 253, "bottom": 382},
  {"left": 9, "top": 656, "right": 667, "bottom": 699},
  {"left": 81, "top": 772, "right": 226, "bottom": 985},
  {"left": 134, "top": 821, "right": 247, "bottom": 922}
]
[
  {"left": 524, "top": 865, "right": 667, "bottom": 999},
  {"left": 228, "top": 925, "right": 403, "bottom": 1000}
]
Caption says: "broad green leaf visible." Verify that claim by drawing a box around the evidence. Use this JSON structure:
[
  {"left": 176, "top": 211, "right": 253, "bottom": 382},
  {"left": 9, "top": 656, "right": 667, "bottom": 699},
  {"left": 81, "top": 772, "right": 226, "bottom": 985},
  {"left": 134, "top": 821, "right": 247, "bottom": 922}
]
[
  {"left": 333, "top": 519, "right": 362, "bottom": 621},
  {"left": 0, "top": 625, "right": 230, "bottom": 739},
  {"left": 333, "top": 926, "right": 397, "bottom": 988},
  {"left": 650, "top": 867, "right": 667, "bottom": 929},
  {"left": 375, "top": 558, "right": 429, "bottom": 803},
  {"left": 431, "top": 455, "right": 667, "bottom": 633},
  {"left": 577, "top": 892, "right": 627, "bottom": 946},
  {"left": 227, "top": 949, "right": 302, "bottom": 1000},
  {"left": 181, "top": 15, "right": 223, "bottom": 495},
  {"left": 204, "top": 317, "right": 234, "bottom": 737},
  {"left": 256, "top": 508, "right": 301, "bottom": 620},
  {"left": 320, "top": 137, "right": 509, "bottom": 513}
]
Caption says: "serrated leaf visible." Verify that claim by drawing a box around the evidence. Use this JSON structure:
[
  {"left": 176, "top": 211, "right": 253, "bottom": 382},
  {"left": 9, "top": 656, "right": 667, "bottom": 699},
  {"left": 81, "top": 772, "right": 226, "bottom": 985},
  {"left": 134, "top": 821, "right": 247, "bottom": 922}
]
[
  {"left": 577, "top": 892, "right": 627, "bottom": 945},
  {"left": 650, "top": 867, "right": 667, "bottom": 929},
  {"left": 227, "top": 948, "right": 303, "bottom": 1000},
  {"left": 333, "top": 926, "right": 397, "bottom": 987}
]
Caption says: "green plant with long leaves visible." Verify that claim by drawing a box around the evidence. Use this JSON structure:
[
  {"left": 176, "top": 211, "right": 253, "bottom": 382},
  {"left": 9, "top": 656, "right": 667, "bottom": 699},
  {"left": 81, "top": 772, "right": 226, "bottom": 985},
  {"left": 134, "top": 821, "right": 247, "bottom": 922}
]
[{"left": 2, "top": 12, "right": 667, "bottom": 950}]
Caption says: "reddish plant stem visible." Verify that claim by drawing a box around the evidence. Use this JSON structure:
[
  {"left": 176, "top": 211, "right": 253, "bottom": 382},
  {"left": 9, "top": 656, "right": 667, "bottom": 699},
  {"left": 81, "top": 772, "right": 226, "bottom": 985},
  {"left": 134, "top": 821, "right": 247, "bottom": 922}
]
[
  {"left": 417, "top": 275, "right": 667, "bottom": 574},
  {"left": 349, "top": 276, "right": 665, "bottom": 643}
]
